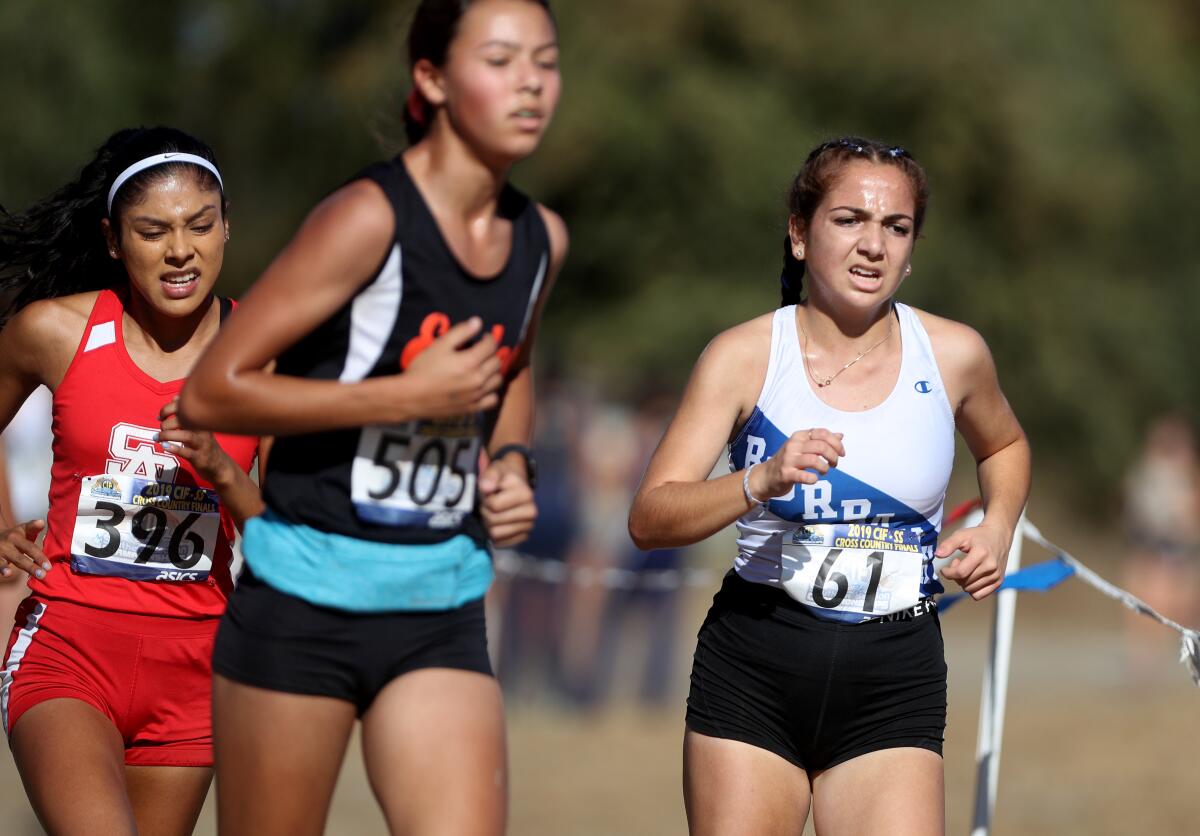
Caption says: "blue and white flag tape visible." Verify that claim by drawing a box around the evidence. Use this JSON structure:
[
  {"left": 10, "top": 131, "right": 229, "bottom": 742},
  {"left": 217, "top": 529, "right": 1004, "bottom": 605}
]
[
  {"left": 1018, "top": 519, "right": 1200, "bottom": 688},
  {"left": 496, "top": 518, "right": 1200, "bottom": 687}
]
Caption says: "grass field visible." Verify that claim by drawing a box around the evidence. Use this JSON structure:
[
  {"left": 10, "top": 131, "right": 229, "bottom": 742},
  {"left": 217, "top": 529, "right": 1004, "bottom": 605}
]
[{"left": 2, "top": 490, "right": 1197, "bottom": 834}]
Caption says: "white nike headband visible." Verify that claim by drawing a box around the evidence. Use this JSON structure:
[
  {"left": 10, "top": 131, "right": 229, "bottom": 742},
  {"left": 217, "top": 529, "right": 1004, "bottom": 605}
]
[{"left": 106, "top": 152, "right": 224, "bottom": 216}]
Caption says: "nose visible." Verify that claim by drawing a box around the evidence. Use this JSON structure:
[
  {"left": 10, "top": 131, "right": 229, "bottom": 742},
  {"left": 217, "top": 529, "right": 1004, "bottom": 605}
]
[
  {"left": 164, "top": 228, "right": 194, "bottom": 266},
  {"left": 518, "top": 58, "right": 544, "bottom": 95},
  {"left": 857, "top": 222, "right": 885, "bottom": 260}
]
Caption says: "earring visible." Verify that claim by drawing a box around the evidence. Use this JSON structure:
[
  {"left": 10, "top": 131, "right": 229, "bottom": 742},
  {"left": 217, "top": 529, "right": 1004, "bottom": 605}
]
[{"left": 904, "top": 265, "right": 912, "bottom": 276}]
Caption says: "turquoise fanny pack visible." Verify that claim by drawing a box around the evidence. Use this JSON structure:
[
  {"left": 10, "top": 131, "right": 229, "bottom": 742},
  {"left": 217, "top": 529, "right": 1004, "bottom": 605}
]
[{"left": 240, "top": 509, "right": 493, "bottom": 613}]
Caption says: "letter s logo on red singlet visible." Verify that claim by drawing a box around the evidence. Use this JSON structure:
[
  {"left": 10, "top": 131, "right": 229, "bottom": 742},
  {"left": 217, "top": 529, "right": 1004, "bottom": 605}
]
[
  {"left": 401, "top": 312, "right": 515, "bottom": 375},
  {"left": 106, "top": 423, "right": 179, "bottom": 481}
]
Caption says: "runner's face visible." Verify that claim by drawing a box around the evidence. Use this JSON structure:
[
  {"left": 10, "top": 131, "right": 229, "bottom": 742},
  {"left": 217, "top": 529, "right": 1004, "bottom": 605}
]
[
  {"left": 439, "top": 0, "right": 560, "bottom": 161},
  {"left": 795, "top": 161, "right": 916, "bottom": 310},
  {"left": 110, "top": 172, "right": 227, "bottom": 316}
]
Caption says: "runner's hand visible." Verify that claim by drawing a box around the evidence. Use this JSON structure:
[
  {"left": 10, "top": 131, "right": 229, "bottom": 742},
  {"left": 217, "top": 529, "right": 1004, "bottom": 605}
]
[
  {"left": 0, "top": 520, "right": 51, "bottom": 579},
  {"left": 403, "top": 318, "right": 503, "bottom": 417},
  {"left": 748, "top": 428, "right": 846, "bottom": 500},
  {"left": 158, "top": 397, "right": 237, "bottom": 487},
  {"left": 479, "top": 457, "right": 536, "bottom": 548},
  {"left": 937, "top": 522, "right": 1010, "bottom": 600}
]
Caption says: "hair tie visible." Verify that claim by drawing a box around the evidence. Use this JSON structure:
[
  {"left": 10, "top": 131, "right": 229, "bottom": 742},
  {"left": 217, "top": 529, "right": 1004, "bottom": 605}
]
[{"left": 406, "top": 88, "right": 428, "bottom": 126}]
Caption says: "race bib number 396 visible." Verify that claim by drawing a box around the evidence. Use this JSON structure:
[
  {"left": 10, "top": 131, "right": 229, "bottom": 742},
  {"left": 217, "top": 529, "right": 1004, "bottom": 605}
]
[
  {"left": 70, "top": 474, "right": 221, "bottom": 582},
  {"left": 350, "top": 417, "right": 479, "bottom": 530},
  {"left": 780, "top": 523, "right": 927, "bottom": 617}
]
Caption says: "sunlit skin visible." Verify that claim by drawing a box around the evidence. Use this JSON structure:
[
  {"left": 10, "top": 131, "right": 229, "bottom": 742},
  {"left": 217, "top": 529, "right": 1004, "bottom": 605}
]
[
  {"left": 101, "top": 172, "right": 228, "bottom": 350},
  {"left": 174, "top": 5, "right": 569, "bottom": 835},
  {"left": 790, "top": 160, "right": 917, "bottom": 357},
  {"left": 0, "top": 161, "right": 262, "bottom": 836},
  {"left": 416, "top": 0, "right": 560, "bottom": 167},
  {"left": 628, "top": 152, "right": 1030, "bottom": 835}
]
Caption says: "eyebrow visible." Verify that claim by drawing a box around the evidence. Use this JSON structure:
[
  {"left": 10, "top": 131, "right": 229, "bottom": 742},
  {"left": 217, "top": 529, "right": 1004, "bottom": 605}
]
[
  {"left": 129, "top": 205, "right": 219, "bottom": 225},
  {"left": 831, "top": 205, "right": 914, "bottom": 222},
  {"left": 477, "top": 39, "right": 558, "bottom": 52}
]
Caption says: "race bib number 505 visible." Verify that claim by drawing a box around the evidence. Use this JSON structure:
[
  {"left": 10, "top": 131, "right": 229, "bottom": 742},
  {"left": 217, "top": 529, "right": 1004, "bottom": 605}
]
[
  {"left": 70, "top": 474, "right": 222, "bottom": 582},
  {"left": 350, "top": 417, "right": 480, "bottom": 530},
  {"left": 780, "top": 523, "right": 927, "bottom": 617}
]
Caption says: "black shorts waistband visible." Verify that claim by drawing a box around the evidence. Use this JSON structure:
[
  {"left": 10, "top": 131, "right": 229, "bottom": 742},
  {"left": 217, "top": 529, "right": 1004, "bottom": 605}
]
[{"left": 718, "top": 570, "right": 936, "bottom": 629}]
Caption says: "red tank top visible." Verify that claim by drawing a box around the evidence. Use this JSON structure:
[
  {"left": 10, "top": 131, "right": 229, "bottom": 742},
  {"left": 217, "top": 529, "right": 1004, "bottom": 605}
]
[{"left": 29, "top": 289, "right": 258, "bottom": 618}]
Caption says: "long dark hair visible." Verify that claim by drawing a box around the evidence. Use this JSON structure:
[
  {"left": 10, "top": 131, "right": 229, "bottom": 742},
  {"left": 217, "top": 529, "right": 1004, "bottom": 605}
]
[
  {"left": 403, "top": 0, "right": 555, "bottom": 145},
  {"left": 0, "top": 126, "right": 224, "bottom": 324},
  {"left": 781, "top": 136, "right": 929, "bottom": 306}
]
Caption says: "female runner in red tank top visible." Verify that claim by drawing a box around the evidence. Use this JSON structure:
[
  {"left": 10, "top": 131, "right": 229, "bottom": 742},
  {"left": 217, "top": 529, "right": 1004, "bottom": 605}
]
[{"left": 0, "top": 127, "right": 261, "bottom": 836}]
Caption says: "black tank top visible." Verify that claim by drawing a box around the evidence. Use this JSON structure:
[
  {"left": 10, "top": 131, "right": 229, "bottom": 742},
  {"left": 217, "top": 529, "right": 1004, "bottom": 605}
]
[{"left": 264, "top": 157, "right": 550, "bottom": 545}]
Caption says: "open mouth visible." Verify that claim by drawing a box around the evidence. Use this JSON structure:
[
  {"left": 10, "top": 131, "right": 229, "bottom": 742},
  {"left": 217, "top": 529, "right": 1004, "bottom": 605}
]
[
  {"left": 160, "top": 270, "right": 200, "bottom": 298},
  {"left": 511, "top": 108, "right": 545, "bottom": 130},
  {"left": 849, "top": 266, "right": 882, "bottom": 280}
]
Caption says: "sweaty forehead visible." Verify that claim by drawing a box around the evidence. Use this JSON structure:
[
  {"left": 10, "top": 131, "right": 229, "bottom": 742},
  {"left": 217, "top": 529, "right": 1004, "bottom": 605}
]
[
  {"left": 119, "top": 171, "right": 221, "bottom": 219},
  {"left": 454, "top": 0, "right": 556, "bottom": 49},
  {"left": 824, "top": 161, "right": 916, "bottom": 215}
]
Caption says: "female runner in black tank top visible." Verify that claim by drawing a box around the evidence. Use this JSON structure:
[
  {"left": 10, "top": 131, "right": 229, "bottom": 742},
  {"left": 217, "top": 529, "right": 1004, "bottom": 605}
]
[{"left": 180, "top": 2, "right": 565, "bottom": 834}]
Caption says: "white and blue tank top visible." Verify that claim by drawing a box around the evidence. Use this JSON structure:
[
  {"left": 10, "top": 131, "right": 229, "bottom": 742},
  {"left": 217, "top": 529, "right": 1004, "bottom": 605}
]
[{"left": 729, "top": 303, "right": 956, "bottom": 623}]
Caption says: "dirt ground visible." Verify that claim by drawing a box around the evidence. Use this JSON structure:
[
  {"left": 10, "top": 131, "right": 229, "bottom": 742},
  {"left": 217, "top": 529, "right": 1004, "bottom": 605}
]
[{"left": 2, "top": 496, "right": 1197, "bottom": 834}]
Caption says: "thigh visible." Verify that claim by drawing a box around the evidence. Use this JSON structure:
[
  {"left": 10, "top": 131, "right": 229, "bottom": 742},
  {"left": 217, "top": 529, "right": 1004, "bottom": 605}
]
[
  {"left": 10, "top": 697, "right": 137, "bottom": 836},
  {"left": 125, "top": 764, "right": 212, "bottom": 836},
  {"left": 212, "top": 674, "right": 357, "bottom": 836},
  {"left": 810, "top": 747, "right": 943, "bottom": 836},
  {"left": 360, "top": 668, "right": 507, "bottom": 836},
  {"left": 684, "top": 730, "right": 811, "bottom": 836}
]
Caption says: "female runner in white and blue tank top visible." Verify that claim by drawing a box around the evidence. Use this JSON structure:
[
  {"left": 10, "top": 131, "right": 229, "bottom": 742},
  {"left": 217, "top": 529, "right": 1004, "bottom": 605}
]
[{"left": 629, "top": 137, "right": 1031, "bottom": 836}]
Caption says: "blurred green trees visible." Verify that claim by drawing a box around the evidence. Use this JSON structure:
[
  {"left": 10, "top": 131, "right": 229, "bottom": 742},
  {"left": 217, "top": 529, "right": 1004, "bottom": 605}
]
[{"left": 3, "top": 0, "right": 1198, "bottom": 492}]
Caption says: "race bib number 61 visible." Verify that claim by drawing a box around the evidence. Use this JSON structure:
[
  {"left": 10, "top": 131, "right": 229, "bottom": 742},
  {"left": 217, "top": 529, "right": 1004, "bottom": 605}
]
[{"left": 780, "top": 523, "right": 926, "bottom": 617}]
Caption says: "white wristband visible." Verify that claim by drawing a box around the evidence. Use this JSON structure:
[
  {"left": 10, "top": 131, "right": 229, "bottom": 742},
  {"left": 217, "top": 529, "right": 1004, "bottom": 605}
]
[{"left": 743, "top": 463, "right": 768, "bottom": 508}]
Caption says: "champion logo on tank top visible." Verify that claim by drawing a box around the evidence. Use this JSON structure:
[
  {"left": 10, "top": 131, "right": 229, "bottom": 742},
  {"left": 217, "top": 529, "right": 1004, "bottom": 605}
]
[
  {"left": 263, "top": 156, "right": 550, "bottom": 546},
  {"left": 729, "top": 303, "right": 956, "bottom": 623}
]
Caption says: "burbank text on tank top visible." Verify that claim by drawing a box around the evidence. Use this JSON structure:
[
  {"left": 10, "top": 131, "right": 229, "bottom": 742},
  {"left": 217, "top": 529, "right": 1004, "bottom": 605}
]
[{"left": 729, "top": 303, "right": 956, "bottom": 624}]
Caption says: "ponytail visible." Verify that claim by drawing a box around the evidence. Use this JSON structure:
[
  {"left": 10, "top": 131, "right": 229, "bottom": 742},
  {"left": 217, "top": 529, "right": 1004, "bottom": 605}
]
[{"left": 780, "top": 236, "right": 804, "bottom": 306}]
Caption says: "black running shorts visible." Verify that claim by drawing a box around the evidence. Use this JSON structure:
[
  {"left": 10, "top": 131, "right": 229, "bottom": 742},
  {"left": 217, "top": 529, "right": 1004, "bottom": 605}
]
[
  {"left": 686, "top": 570, "right": 947, "bottom": 771},
  {"left": 212, "top": 567, "right": 493, "bottom": 714}
]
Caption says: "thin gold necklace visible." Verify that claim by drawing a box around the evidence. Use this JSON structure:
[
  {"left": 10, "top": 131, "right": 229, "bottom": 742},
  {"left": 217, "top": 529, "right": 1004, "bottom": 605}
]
[{"left": 798, "top": 315, "right": 894, "bottom": 388}]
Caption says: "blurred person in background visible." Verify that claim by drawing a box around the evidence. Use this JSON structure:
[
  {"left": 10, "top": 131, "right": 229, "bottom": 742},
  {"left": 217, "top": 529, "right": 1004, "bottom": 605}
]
[
  {"left": 576, "top": 384, "right": 690, "bottom": 709},
  {"left": 492, "top": 369, "right": 581, "bottom": 703},
  {"left": 1122, "top": 412, "right": 1200, "bottom": 676},
  {"left": 0, "top": 126, "right": 261, "bottom": 836},
  {"left": 178, "top": 1, "right": 565, "bottom": 833},
  {"left": 0, "top": 387, "right": 53, "bottom": 629},
  {"left": 556, "top": 396, "right": 640, "bottom": 706},
  {"left": 629, "top": 136, "right": 1030, "bottom": 835}
]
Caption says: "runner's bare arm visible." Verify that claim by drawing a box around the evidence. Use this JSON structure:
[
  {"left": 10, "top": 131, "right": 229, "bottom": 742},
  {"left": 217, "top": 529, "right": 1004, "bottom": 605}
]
[
  {"left": 628, "top": 317, "right": 847, "bottom": 550},
  {"left": 485, "top": 205, "right": 567, "bottom": 464},
  {"left": 479, "top": 207, "right": 567, "bottom": 547},
  {"left": 929, "top": 318, "right": 1031, "bottom": 598},
  {"left": 179, "top": 180, "right": 501, "bottom": 436}
]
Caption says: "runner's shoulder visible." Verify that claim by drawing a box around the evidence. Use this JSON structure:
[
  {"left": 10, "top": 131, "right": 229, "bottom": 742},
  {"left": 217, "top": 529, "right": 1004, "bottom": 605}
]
[
  {"left": 909, "top": 306, "right": 992, "bottom": 373},
  {"left": 5, "top": 292, "right": 95, "bottom": 349}
]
